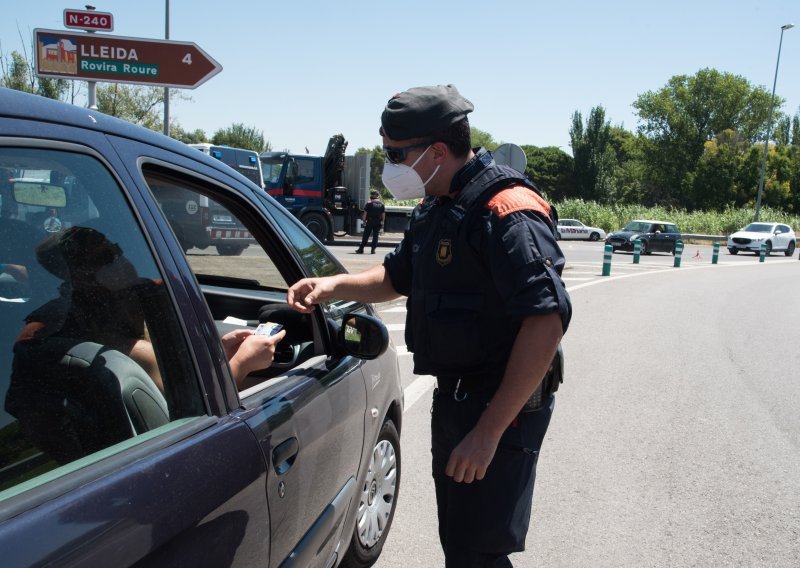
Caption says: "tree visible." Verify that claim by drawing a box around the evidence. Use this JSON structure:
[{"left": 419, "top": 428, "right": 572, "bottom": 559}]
[
  {"left": 97, "top": 83, "right": 165, "bottom": 130},
  {"left": 171, "top": 126, "right": 209, "bottom": 145},
  {"left": 212, "top": 123, "right": 270, "bottom": 153},
  {"left": 357, "top": 146, "right": 386, "bottom": 195},
  {"left": 470, "top": 127, "right": 499, "bottom": 151},
  {"left": 1, "top": 49, "right": 68, "bottom": 100},
  {"left": 569, "top": 106, "right": 617, "bottom": 203},
  {"left": 521, "top": 145, "right": 576, "bottom": 201},
  {"left": 633, "top": 68, "right": 776, "bottom": 206}
]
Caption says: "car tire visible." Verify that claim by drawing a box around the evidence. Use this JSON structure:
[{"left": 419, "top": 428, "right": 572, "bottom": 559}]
[
  {"left": 765, "top": 241, "right": 772, "bottom": 256},
  {"left": 640, "top": 241, "right": 649, "bottom": 255},
  {"left": 785, "top": 241, "right": 796, "bottom": 257},
  {"left": 589, "top": 232, "right": 600, "bottom": 241},
  {"left": 301, "top": 212, "right": 330, "bottom": 242},
  {"left": 341, "top": 420, "right": 401, "bottom": 568},
  {"left": 728, "top": 248, "right": 738, "bottom": 255},
  {"left": 215, "top": 244, "right": 247, "bottom": 256}
]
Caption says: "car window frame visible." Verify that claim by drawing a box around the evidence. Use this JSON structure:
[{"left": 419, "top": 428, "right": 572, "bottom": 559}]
[{"left": 133, "top": 158, "right": 353, "bottom": 407}]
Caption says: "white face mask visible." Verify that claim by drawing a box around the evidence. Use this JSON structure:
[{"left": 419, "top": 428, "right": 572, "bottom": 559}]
[{"left": 381, "top": 145, "right": 440, "bottom": 200}]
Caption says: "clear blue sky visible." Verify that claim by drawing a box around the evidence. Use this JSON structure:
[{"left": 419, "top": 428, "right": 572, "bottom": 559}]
[{"left": 3, "top": 1, "right": 799, "bottom": 156}]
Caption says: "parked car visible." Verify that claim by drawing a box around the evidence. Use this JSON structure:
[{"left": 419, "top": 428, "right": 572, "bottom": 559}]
[
  {"left": 605, "top": 220, "right": 683, "bottom": 254},
  {"left": 0, "top": 88, "right": 403, "bottom": 568},
  {"left": 556, "top": 218, "right": 606, "bottom": 241},
  {"left": 726, "top": 222, "right": 796, "bottom": 256}
]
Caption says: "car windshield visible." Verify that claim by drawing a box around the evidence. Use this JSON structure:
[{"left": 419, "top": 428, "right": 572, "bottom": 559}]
[
  {"left": 742, "top": 223, "right": 773, "bottom": 233},
  {"left": 260, "top": 157, "right": 285, "bottom": 188},
  {"left": 622, "top": 221, "right": 651, "bottom": 232}
]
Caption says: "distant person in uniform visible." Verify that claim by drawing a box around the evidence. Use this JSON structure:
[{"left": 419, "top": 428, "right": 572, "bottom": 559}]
[
  {"left": 288, "top": 84, "right": 571, "bottom": 567},
  {"left": 355, "top": 190, "right": 385, "bottom": 254}
]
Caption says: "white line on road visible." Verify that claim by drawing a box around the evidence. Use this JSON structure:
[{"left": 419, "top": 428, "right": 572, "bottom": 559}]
[{"left": 403, "top": 375, "right": 436, "bottom": 413}]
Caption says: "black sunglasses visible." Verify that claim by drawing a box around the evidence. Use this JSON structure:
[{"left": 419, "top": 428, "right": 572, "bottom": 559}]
[{"left": 382, "top": 141, "right": 432, "bottom": 165}]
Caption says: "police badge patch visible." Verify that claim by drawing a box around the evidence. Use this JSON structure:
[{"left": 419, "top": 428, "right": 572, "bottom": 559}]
[{"left": 436, "top": 239, "right": 452, "bottom": 266}]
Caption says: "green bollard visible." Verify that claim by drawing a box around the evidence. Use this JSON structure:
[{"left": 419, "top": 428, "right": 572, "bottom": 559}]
[
  {"left": 633, "top": 239, "right": 641, "bottom": 264},
  {"left": 759, "top": 242, "right": 766, "bottom": 263},
  {"left": 673, "top": 241, "right": 684, "bottom": 267},
  {"left": 602, "top": 244, "right": 613, "bottom": 276},
  {"left": 712, "top": 242, "right": 719, "bottom": 265}
]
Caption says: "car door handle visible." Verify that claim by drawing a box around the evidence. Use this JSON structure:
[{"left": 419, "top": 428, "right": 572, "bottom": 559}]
[{"left": 272, "top": 437, "right": 299, "bottom": 475}]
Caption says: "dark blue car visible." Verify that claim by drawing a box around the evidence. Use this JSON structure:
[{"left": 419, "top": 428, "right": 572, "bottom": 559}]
[{"left": 0, "top": 88, "right": 403, "bottom": 567}]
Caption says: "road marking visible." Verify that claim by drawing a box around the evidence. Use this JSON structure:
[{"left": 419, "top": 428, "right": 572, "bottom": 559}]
[
  {"left": 403, "top": 375, "right": 436, "bottom": 413},
  {"left": 382, "top": 306, "right": 407, "bottom": 313},
  {"left": 386, "top": 323, "right": 405, "bottom": 331}
]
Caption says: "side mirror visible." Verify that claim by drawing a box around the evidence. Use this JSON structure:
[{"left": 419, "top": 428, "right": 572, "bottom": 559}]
[{"left": 334, "top": 313, "right": 389, "bottom": 360}]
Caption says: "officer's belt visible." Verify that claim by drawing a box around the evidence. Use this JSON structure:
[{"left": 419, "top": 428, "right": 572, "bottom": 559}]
[
  {"left": 436, "top": 373, "right": 546, "bottom": 411},
  {"left": 436, "top": 373, "right": 503, "bottom": 396}
]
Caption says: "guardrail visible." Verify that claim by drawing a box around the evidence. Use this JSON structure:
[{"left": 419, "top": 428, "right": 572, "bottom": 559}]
[{"left": 682, "top": 234, "right": 798, "bottom": 245}]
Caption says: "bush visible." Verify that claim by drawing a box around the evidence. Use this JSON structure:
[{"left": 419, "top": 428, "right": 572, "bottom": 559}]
[{"left": 555, "top": 199, "right": 800, "bottom": 235}]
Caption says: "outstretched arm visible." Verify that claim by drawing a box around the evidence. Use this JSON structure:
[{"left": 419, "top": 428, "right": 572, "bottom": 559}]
[{"left": 287, "top": 264, "right": 400, "bottom": 313}]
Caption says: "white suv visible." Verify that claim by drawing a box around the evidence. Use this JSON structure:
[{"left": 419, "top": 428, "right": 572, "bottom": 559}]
[{"left": 727, "top": 222, "right": 796, "bottom": 256}]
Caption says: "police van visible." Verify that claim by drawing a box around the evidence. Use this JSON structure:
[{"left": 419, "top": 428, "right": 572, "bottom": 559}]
[{"left": 189, "top": 144, "right": 264, "bottom": 189}]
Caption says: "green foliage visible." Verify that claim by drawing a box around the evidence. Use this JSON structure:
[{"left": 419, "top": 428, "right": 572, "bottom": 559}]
[
  {"left": 1, "top": 49, "right": 68, "bottom": 100},
  {"left": 171, "top": 126, "right": 209, "bottom": 144},
  {"left": 556, "top": 198, "right": 800, "bottom": 236},
  {"left": 569, "top": 106, "right": 618, "bottom": 203},
  {"left": 97, "top": 83, "right": 165, "bottom": 130},
  {"left": 521, "top": 145, "right": 576, "bottom": 201},
  {"left": 356, "top": 145, "right": 387, "bottom": 196},
  {"left": 470, "top": 127, "right": 499, "bottom": 151},
  {"left": 633, "top": 68, "right": 777, "bottom": 206},
  {"left": 212, "top": 123, "right": 270, "bottom": 153}
]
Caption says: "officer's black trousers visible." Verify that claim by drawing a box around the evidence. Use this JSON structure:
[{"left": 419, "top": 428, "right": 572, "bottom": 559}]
[
  {"left": 431, "top": 387, "right": 554, "bottom": 568},
  {"left": 358, "top": 223, "right": 380, "bottom": 252}
]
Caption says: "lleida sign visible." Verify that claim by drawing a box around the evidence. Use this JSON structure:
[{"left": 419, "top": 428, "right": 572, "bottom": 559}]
[{"left": 33, "top": 29, "right": 222, "bottom": 89}]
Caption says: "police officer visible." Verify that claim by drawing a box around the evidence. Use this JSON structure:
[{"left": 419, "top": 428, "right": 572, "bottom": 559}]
[
  {"left": 355, "top": 190, "right": 385, "bottom": 254},
  {"left": 287, "top": 84, "right": 571, "bottom": 567}
]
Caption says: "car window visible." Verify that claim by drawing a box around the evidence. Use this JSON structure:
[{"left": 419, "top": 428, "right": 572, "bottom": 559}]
[
  {"left": 255, "top": 193, "right": 359, "bottom": 318},
  {"left": 0, "top": 147, "right": 204, "bottom": 498},
  {"left": 146, "top": 172, "right": 289, "bottom": 291},
  {"left": 665, "top": 224, "right": 678, "bottom": 233},
  {"left": 145, "top": 167, "right": 356, "bottom": 395}
]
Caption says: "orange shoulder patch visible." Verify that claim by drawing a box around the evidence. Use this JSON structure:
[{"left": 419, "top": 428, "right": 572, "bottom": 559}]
[{"left": 485, "top": 186, "right": 551, "bottom": 218}]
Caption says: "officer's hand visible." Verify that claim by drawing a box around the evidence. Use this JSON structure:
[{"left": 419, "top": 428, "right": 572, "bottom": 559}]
[
  {"left": 287, "top": 277, "right": 336, "bottom": 313},
  {"left": 445, "top": 428, "right": 500, "bottom": 483}
]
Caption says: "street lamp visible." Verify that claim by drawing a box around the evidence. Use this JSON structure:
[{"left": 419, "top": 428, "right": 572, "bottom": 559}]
[{"left": 754, "top": 23, "right": 794, "bottom": 221}]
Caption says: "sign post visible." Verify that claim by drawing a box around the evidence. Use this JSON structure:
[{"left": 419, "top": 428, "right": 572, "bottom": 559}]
[{"left": 33, "top": 28, "right": 222, "bottom": 89}]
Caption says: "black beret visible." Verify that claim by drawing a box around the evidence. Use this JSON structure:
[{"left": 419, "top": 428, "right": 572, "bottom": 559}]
[{"left": 381, "top": 84, "right": 474, "bottom": 141}]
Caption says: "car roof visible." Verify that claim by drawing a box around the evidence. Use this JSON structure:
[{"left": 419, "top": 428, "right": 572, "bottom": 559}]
[
  {"left": 631, "top": 219, "right": 676, "bottom": 225},
  {"left": 0, "top": 87, "right": 243, "bottom": 184}
]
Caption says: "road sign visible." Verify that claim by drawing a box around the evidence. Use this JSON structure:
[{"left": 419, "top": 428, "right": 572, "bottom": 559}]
[
  {"left": 64, "top": 9, "right": 114, "bottom": 32},
  {"left": 33, "top": 29, "right": 222, "bottom": 89}
]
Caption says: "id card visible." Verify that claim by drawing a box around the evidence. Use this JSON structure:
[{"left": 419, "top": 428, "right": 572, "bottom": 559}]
[{"left": 254, "top": 322, "right": 283, "bottom": 336}]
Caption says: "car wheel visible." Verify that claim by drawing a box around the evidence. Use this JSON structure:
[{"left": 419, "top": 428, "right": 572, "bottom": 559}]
[
  {"left": 301, "top": 212, "right": 330, "bottom": 242},
  {"left": 589, "top": 232, "right": 600, "bottom": 241},
  {"left": 639, "top": 241, "right": 649, "bottom": 255},
  {"left": 728, "top": 248, "right": 738, "bottom": 255},
  {"left": 764, "top": 241, "right": 772, "bottom": 256},
  {"left": 341, "top": 420, "right": 401, "bottom": 568},
  {"left": 215, "top": 244, "right": 247, "bottom": 256},
  {"left": 785, "top": 241, "right": 796, "bottom": 257}
]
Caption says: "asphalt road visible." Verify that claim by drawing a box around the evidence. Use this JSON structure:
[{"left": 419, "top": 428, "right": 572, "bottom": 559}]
[{"left": 330, "top": 242, "right": 800, "bottom": 567}]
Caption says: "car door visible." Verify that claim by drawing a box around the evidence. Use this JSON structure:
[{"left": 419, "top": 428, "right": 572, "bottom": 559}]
[
  {"left": 121, "top": 153, "right": 368, "bottom": 568},
  {"left": 0, "top": 130, "right": 271, "bottom": 566}
]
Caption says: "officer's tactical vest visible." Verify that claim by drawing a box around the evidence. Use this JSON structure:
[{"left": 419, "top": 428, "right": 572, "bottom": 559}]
[{"left": 404, "top": 151, "right": 559, "bottom": 377}]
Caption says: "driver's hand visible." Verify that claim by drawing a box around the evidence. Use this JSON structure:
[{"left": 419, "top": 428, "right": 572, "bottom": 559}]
[{"left": 229, "top": 329, "right": 286, "bottom": 381}]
